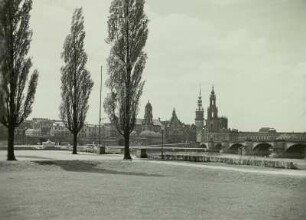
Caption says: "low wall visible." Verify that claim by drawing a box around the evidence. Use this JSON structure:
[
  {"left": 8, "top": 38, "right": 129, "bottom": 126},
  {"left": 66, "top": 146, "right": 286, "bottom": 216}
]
[
  {"left": 147, "top": 143, "right": 191, "bottom": 148},
  {"left": 0, "top": 145, "right": 103, "bottom": 153},
  {"left": 0, "top": 145, "right": 40, "bottom": 150},
  {"left": 141, "top": 153, "right": 298, "bottom": 169}
]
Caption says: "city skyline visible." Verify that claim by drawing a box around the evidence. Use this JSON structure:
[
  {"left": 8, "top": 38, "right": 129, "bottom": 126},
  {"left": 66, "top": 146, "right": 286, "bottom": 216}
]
[{"left": 27, "top": 0, "right": 306, "bottom": 132}]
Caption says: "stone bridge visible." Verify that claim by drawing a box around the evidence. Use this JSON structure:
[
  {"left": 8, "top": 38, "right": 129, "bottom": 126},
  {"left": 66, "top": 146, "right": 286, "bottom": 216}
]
[{"left": 200, "top": 140, "right": 306, "bottom": 158}]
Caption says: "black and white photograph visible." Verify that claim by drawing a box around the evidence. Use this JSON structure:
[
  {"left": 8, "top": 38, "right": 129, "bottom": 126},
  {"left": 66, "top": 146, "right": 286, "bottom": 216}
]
[{"left": 0, "top": 0, "right": 306, "bottom": 219}]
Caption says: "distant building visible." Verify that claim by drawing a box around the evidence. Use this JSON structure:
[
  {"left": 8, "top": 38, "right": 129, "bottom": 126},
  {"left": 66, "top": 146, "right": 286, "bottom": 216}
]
[
  {"left": 104, "top": 123, "right": 120, "bottom": 138},
  {"left": 195, "top": 86, "right": 306, "bottom": 158},
  {"left": 97, "top": 101, "right": 164, "bottom": 146},
  {"left": 25, "top": 129, "right": 41, "bottom": 137},
  {"left": 133, "top": 101, "right": 163, "bottom": 145},
  {"left": 50, "top": 121, "right": 70, "bottom": 137},
  {"left": 259, "top": 127, "right": 277, "bottom": 133},
  {"left": 137, "top": 101, "right": 163, "bottom": 134},
  {"left": 32, "top": 118, "right": 53, "bottom": 136},
  {"left": 163, "top": 109, "right": 186, "bottom": 143},
  {"left": 79, "top": 124, "right": 101, "bottom": 138}
]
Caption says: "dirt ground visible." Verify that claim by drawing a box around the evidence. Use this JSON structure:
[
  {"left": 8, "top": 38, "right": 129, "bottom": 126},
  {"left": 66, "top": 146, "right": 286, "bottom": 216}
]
[{"left": 0, "top": 150, "right": 306, "bottom": 220}]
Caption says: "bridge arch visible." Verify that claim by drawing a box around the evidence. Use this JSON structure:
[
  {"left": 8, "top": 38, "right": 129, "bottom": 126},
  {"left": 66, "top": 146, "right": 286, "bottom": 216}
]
[
  {"left": 284, "top": 144, "right": 306, "bottom": 159},
  {"left": 200, "top": 144, "right": 207, "bottom": 149},
  {"left": 228, "top": 143, "right": 244, "bottom": 154},
  {"left": 253, "top": 143, "right": 273, "bottom": 157}
]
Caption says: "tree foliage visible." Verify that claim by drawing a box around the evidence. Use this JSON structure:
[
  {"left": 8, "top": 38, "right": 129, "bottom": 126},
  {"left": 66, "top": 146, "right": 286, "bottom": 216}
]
[
  {"left": 60, "top": 8, "right": 93, "bottom": 154},
  {"left": 104, "top": 0, "right": 148, "bottom": 159},
  {"left": 0, "top": 0, "right": 38, "bottom": 160}
]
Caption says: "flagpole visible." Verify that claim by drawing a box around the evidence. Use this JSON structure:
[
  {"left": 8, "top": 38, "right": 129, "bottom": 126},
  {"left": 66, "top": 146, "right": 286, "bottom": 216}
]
[{"left": 99, "top": 65, "right": 102, "bottom": 147}]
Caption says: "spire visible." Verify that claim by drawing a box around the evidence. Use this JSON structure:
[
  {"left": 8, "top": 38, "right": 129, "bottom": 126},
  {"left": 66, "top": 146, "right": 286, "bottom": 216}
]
[
  {"left": 197, "top": 87, "right": 203, "bottom": 109},
  {"left": 172, "top": 108, "right": 178, "bottom": 119},
  {"left": 171, "top": 107, "right": 181, "bottom": 125},
  {"left": 210, "top": 84, "right": 216, "bottom": 107},
  {"left": 195, "top": 86, "right": 204, "bottom": 128},
  {"left": 210, "top": 84, "right": 216, "bottom": 98}
]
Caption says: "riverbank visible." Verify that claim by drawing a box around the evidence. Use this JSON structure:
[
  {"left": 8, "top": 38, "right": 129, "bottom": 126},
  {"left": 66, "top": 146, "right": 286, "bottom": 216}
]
[{"left": 1, "top": 150, "right": 306, "bottom": 219}]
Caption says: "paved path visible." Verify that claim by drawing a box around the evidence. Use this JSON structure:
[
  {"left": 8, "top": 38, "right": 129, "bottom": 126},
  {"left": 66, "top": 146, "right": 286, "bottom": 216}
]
[{"left": 143, "top": 159, "right": 306, "bottom": 177}]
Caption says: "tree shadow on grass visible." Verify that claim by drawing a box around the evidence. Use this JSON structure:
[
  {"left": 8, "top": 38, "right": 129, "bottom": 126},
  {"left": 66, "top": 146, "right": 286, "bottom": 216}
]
[
  {"left": 18, "top": 155, "right": 52, "bottom": 160},
  {"left": 33, "top": 160, "right": 163, "bottom": 177}
]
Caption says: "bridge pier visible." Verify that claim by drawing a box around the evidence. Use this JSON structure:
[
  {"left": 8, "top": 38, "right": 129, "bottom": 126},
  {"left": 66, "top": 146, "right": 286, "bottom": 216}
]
[
  {"left": 243, "top": 141, "right": 253, "bottom": 155},
  {"left": 270, "top": 141, "right": 286, "bottom": 158},
  {"left": 207, "top": 141, "right": 214, "bottom": 151},
  {"left": 220, "top": 141, "right": 229, "bottom": 153}
]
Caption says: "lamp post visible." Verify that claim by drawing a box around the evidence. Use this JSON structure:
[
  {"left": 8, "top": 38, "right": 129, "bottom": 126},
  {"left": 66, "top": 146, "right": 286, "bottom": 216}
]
[{"left": 161, "top": 127, "right": 164, "bottom": 160}]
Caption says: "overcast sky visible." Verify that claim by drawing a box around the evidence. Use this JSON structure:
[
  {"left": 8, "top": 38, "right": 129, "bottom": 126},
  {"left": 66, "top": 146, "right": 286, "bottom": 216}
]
[{"left": 28, "top": 0, "right": 306, "bottom": 132}]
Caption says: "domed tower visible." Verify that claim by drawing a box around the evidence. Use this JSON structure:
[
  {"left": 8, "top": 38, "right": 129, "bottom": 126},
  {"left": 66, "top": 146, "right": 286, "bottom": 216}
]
[
  {"left": 144, "top": 101, "right": 153, "bottom": 126},
  {"left": 195, "top": 88, "right": 204, "bottom": 142}
]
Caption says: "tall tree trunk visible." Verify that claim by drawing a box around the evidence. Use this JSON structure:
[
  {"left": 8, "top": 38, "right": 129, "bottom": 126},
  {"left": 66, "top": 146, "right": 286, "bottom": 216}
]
[
  {"left": 72, "top": 132, "right": 77, "bottom": 154},
  {"left": 123, "top": 0, "right": 132, "bottom": 161},
  {"left": 7, "top": 124, "right": 16, "bottom": 161},
  {"left": 123, "top": 131, "right": 131, "bottom": 160},
  {"left": 7, "top": 2, "right": 16, "bottom": 161}
]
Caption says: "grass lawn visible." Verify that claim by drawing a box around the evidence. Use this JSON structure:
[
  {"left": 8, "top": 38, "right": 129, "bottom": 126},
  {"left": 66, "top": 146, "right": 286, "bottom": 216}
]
[{"left": 0, "top": 150, "right": 306, "bottom": 219}]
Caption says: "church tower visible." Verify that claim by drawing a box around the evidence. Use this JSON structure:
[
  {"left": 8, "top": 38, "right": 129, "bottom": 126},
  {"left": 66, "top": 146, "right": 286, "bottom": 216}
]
[
  {"left": 207, "top": 86, "right": 223, "bottom": 132},
  {"left": 207, "top": 86, "right": 218, "bottom": 120},
  {"left": 195, "top": 88, "right": 204, "bottom": 142},
  {"left": 144, "top": 101, "right": 153, "bottom": 126}
]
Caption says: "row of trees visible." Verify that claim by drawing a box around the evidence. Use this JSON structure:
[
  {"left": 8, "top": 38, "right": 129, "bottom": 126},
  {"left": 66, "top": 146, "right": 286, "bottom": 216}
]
[
  {"left": 0, "top": 0, "right": 148, "bottom": 160},
  {"left": 0, "top": 0, "right": 39, "bottom": 160}
]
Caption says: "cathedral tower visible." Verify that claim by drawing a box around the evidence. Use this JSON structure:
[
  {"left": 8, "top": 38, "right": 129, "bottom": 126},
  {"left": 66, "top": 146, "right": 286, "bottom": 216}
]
[
  {"left": 195, "top": 88, "right": 204, "bottom": 142},
  {"left": 206, "top": 86, "right": 228, "bottom": 133},
  {"left": 207, "top": 86, "right": 218, "bottom": 120}
]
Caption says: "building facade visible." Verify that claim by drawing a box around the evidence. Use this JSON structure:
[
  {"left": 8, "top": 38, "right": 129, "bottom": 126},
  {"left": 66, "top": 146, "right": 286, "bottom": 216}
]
[
  {"left": 195, "top": 87, "right": 306, "bottom": 158},
  {"left": 164, "top": 109, "right": 186, "bottom": 143}
]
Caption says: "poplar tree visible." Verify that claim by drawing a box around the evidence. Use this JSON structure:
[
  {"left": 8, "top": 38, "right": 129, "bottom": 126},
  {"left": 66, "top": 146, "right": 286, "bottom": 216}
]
[
  {"left": 104, "top": 0, "right": 148, "bottom": 159},
  {"left": 0, "top": 0, "right": 39, "bottom": 161},
  {"left": 60, "top": 8, "right": 93, "bottom": 154}
]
